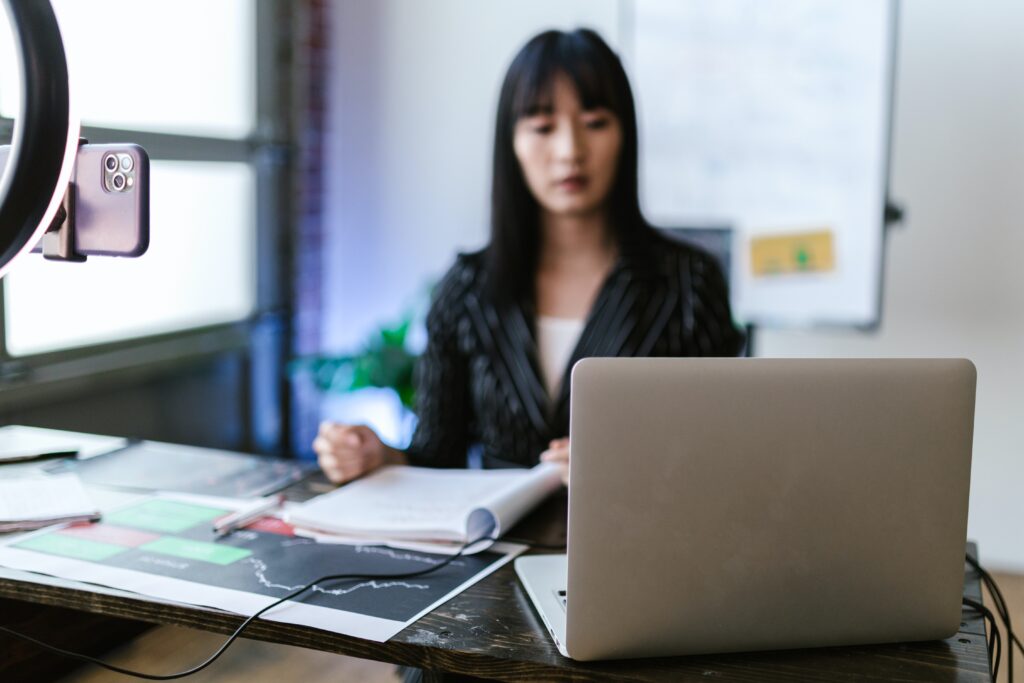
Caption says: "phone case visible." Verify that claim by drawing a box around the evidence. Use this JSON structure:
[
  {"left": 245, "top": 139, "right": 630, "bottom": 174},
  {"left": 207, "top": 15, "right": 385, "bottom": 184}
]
[
  {"left": 3, "top": 142, "right": 151, "bottom": 258},
  {"left": 71, "top": 143, "right": 150, "bottom": 257}
]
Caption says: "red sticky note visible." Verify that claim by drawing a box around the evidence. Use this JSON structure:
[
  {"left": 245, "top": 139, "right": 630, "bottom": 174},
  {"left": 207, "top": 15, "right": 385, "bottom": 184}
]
[
  {"left": 244, "top": 517, "right": 295, "bottom": 536},
  {"left": 59, "top": 523, "right": 160, "bottom": 548}
]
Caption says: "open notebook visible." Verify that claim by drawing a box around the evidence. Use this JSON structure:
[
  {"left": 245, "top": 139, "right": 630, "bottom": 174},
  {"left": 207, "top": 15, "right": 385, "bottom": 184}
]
[
  {"left": 0, "top": 474, "right": 101, "bottom": 532},
  {"left": 286, "top": 463, "right": 563, "bottom": 551}
]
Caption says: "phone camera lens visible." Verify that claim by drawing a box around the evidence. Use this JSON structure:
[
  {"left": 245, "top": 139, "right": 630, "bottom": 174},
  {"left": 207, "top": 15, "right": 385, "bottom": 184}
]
[
  {"left": 119, "top": 155, "right": 134, "bottom": 172},
  {"left": 104, "top": 155, "right": 118, "bottom": 172},
  {"left": 112, "top": 172, "right": 126, "bottom": 190}
]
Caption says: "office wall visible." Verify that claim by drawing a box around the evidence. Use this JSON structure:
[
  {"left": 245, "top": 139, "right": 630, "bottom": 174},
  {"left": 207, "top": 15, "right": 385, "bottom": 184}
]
[
  {"left": 322, "top": 1, "right": 1024, "bottom": 569},
  {"left": 759, "top": 0, "right": 1024, "bottom": 570}
]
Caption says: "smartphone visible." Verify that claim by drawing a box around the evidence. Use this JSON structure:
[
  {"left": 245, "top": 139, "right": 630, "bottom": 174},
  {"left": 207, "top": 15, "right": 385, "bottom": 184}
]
[{"left": 0, "top": 143, "right": 149, "bottom": 257}]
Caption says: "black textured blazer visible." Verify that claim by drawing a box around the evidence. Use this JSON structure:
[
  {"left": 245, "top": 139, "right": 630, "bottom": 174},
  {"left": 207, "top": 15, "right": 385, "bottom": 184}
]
[{"left": 405, "top": 238, "right": 745, "bottom": 469}]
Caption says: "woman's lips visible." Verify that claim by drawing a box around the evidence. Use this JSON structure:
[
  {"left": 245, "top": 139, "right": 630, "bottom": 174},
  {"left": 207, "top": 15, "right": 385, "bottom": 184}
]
[{"left": 557, "top": 175, "right": 588, "bottom": 192}]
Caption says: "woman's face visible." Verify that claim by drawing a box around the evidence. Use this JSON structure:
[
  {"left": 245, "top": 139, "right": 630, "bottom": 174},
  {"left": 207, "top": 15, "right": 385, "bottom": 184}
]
[{"left": 513, "top": 73, "right": 622, "bottom": 219}]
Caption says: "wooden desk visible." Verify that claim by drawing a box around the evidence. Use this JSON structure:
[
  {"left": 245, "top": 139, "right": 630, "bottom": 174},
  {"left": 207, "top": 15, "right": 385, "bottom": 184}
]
[{"left": 0, "top": 475, "right": 994, "bottom": 682}]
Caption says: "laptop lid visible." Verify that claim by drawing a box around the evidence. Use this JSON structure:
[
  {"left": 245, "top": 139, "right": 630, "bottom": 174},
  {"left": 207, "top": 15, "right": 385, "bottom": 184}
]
[{"left": 565, "top": 358, "right": 975, "bottom": 661}]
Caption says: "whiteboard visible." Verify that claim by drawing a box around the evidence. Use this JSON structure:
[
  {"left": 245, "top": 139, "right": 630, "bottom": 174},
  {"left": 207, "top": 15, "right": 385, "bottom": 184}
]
[{"left": 629, "top": 0, "right": 897, "bottom": 328}]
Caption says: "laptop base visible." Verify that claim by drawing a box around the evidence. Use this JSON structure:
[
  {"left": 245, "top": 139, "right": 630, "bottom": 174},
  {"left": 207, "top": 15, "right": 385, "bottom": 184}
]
[{"left": 515, "top": 554, "right": 569, "bottom": 658}]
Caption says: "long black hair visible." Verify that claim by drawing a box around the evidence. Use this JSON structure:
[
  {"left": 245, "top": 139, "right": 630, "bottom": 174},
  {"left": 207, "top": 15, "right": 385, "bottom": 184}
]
[{"left": 486, "top": 28, "right": 659, "bottom": 304}]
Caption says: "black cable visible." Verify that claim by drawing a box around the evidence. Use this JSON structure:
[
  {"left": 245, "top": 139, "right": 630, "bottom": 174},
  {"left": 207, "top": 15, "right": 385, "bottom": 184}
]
[
  {"left": 968, "top": 553, "right": 1024, "bottom": 655},
  {"left": 0, "top": 533, "right": 532, "bottom": 680},
  {"left": 964, "top": 597, "right": 1000, "bottom": 680},
  {"left": 966, "top": 597, "right": 1000, "bottom": 680},
  {"left": 971, "top": 559, "right": 1007, "bottom": 662},
  {"left": 967, "top": 551, "right": 1024, "bottom": 683}
]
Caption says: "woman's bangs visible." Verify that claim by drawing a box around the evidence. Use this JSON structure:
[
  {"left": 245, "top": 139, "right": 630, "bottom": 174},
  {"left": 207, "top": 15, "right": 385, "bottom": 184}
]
[
  {"left": 562, "top": 52, "right": 619, "bottom": 113},
  {"left": 510, "top": 59, "right": 557, "bottom": 119},
  {"left": 510, "top": 37, "right": 619, "bottom": 121}
]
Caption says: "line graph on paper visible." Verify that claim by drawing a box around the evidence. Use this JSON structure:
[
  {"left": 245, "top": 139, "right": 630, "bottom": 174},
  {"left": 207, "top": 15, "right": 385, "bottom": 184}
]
[
  {"left": 245, "top": 557, "right": 430, "bottom": 595},
  {"left": 355, "top": 545, "right": 467, "bottom": 567},
  {"left": 9, "top": 498, "right": 506, "bottom": 623}
]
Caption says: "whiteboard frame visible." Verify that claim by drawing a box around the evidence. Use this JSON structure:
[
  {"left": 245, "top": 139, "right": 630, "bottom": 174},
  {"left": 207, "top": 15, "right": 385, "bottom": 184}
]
[{"left": 621, "top": 0, "right": 901, "bottom": 331}]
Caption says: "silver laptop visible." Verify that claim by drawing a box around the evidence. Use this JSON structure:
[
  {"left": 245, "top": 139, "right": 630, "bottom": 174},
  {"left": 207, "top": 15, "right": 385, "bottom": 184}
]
[{"left": 515, "top": 358, "right": 976, "bottom": 661}]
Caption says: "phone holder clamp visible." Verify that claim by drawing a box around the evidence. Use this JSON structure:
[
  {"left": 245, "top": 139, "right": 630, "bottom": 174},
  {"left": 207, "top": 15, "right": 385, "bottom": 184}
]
[{"left": 41, "top": 138, "right": 87, "bottom": 263}]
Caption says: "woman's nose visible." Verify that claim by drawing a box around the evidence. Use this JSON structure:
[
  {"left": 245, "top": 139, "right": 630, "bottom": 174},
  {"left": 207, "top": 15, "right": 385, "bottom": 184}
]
[{"left": 552, "top": 121, "right": 586, "bottom": 162}]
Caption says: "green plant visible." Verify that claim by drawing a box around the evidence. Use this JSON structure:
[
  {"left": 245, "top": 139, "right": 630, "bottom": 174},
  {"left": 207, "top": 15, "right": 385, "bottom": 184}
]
[{"left": 291, "top": 316, "right": 418, "bottom": 410}]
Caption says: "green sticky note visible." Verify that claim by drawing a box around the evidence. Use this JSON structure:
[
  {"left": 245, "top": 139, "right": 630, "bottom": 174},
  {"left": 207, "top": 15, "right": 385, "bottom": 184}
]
[
  {"left": 106, "top": 500, "right": 228, "bottom": 534},
  {"left": 140, "top": 537, "right": 251, "bottom": 565},
  {"left": 15, "top": 533, "right": 127, "bottom": 562}
]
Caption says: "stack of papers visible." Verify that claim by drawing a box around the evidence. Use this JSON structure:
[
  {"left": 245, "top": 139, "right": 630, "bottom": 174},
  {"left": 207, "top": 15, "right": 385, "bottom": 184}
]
[
  {"left": 285, "top": 463, "right": 564, "bottom": 553},
  {"left": 0, "top": 425, "right": 127, "bottom": 464},
  {"left": 0, "top": 474, "right": 101, "bottom": 531}
]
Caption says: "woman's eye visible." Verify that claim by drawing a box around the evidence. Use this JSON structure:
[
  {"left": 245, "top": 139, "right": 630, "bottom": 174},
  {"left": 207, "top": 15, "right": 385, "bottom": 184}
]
[
  {"left": 585, "top": 118, "right": 609, "bottom": 130},
  {"left": 532, "top": 124, "right": 553, "bottom": 134}
]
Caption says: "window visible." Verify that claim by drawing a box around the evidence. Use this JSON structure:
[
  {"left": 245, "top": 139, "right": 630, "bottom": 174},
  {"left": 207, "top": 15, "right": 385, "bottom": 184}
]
[
  {"left": 0, "top": 1, "right": 256, "bottom": 137},
  {"left": 0, "top": 0, "right": 271, "bottom": 361},
  {"left": 4, "top": 161, "right": 256, "bottom": 355}
]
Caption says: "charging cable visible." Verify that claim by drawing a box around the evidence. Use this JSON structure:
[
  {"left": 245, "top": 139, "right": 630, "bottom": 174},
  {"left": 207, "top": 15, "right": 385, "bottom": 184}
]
[{"left": 963, "top": 551, "right": 1024, "bottom": 682}]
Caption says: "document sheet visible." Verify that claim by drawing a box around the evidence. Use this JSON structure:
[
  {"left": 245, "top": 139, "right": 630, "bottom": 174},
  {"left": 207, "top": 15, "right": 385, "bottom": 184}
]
[{"left": 0, "top": 493, "right": 524, "bottom": 642}]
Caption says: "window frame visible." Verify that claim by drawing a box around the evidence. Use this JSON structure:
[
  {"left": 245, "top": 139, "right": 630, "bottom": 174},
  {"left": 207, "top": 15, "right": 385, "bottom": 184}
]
[{"left": 0, "top": 0, "right": 294, "bottom": 415}]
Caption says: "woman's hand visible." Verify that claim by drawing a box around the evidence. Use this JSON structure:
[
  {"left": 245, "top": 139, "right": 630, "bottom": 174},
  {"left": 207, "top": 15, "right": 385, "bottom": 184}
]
[
  {"left": 540, "top": 437, "right": 570, "bottom": 486},
  {"left": 313, "top": 421, "right": 388, "bottom": 484}
]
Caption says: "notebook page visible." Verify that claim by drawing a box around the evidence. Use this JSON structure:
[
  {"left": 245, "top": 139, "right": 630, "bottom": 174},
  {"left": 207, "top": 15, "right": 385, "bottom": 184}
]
[
  {"left": 287, "top": 466, "right": 548, "bottom": 543},
  {"left": 475, "top": 462, "right": 563, "bottom": 538},
  {"left": 0, "top": 474, "right": 99, "bottom": 522}
]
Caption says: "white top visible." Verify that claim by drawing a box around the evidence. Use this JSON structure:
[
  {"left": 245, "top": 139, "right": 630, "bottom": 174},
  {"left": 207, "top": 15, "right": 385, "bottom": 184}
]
[{"left": 536, "top": 315, "right": 585, "bottom": 399}]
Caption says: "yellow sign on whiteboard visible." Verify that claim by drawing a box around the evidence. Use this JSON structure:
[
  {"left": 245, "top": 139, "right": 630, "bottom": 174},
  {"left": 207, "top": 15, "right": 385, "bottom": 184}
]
[{"left": 750, "top": 229, "right": 835, "bottom": 277}]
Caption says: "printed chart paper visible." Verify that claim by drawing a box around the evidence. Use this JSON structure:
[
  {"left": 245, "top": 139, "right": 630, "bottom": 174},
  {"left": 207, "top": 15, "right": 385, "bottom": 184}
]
[{"left": 0, "top": 495, "right": 524, "bottom": 642}]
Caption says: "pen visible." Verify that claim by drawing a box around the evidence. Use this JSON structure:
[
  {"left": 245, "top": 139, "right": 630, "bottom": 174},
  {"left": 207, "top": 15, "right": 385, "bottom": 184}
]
[{"left": 213, "top": 494, "right": 285, "bottom": 538}]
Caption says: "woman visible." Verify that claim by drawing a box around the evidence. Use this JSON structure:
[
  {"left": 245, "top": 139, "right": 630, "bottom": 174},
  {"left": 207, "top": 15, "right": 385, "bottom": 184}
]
[{"left": 315, "top": 28, "right": 744, "bottom": 485}]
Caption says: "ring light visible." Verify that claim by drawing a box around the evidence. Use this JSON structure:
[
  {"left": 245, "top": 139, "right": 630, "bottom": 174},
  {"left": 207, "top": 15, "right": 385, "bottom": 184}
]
[{"left": 0, "top": 0, "right": 79, "bottom": 279}]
